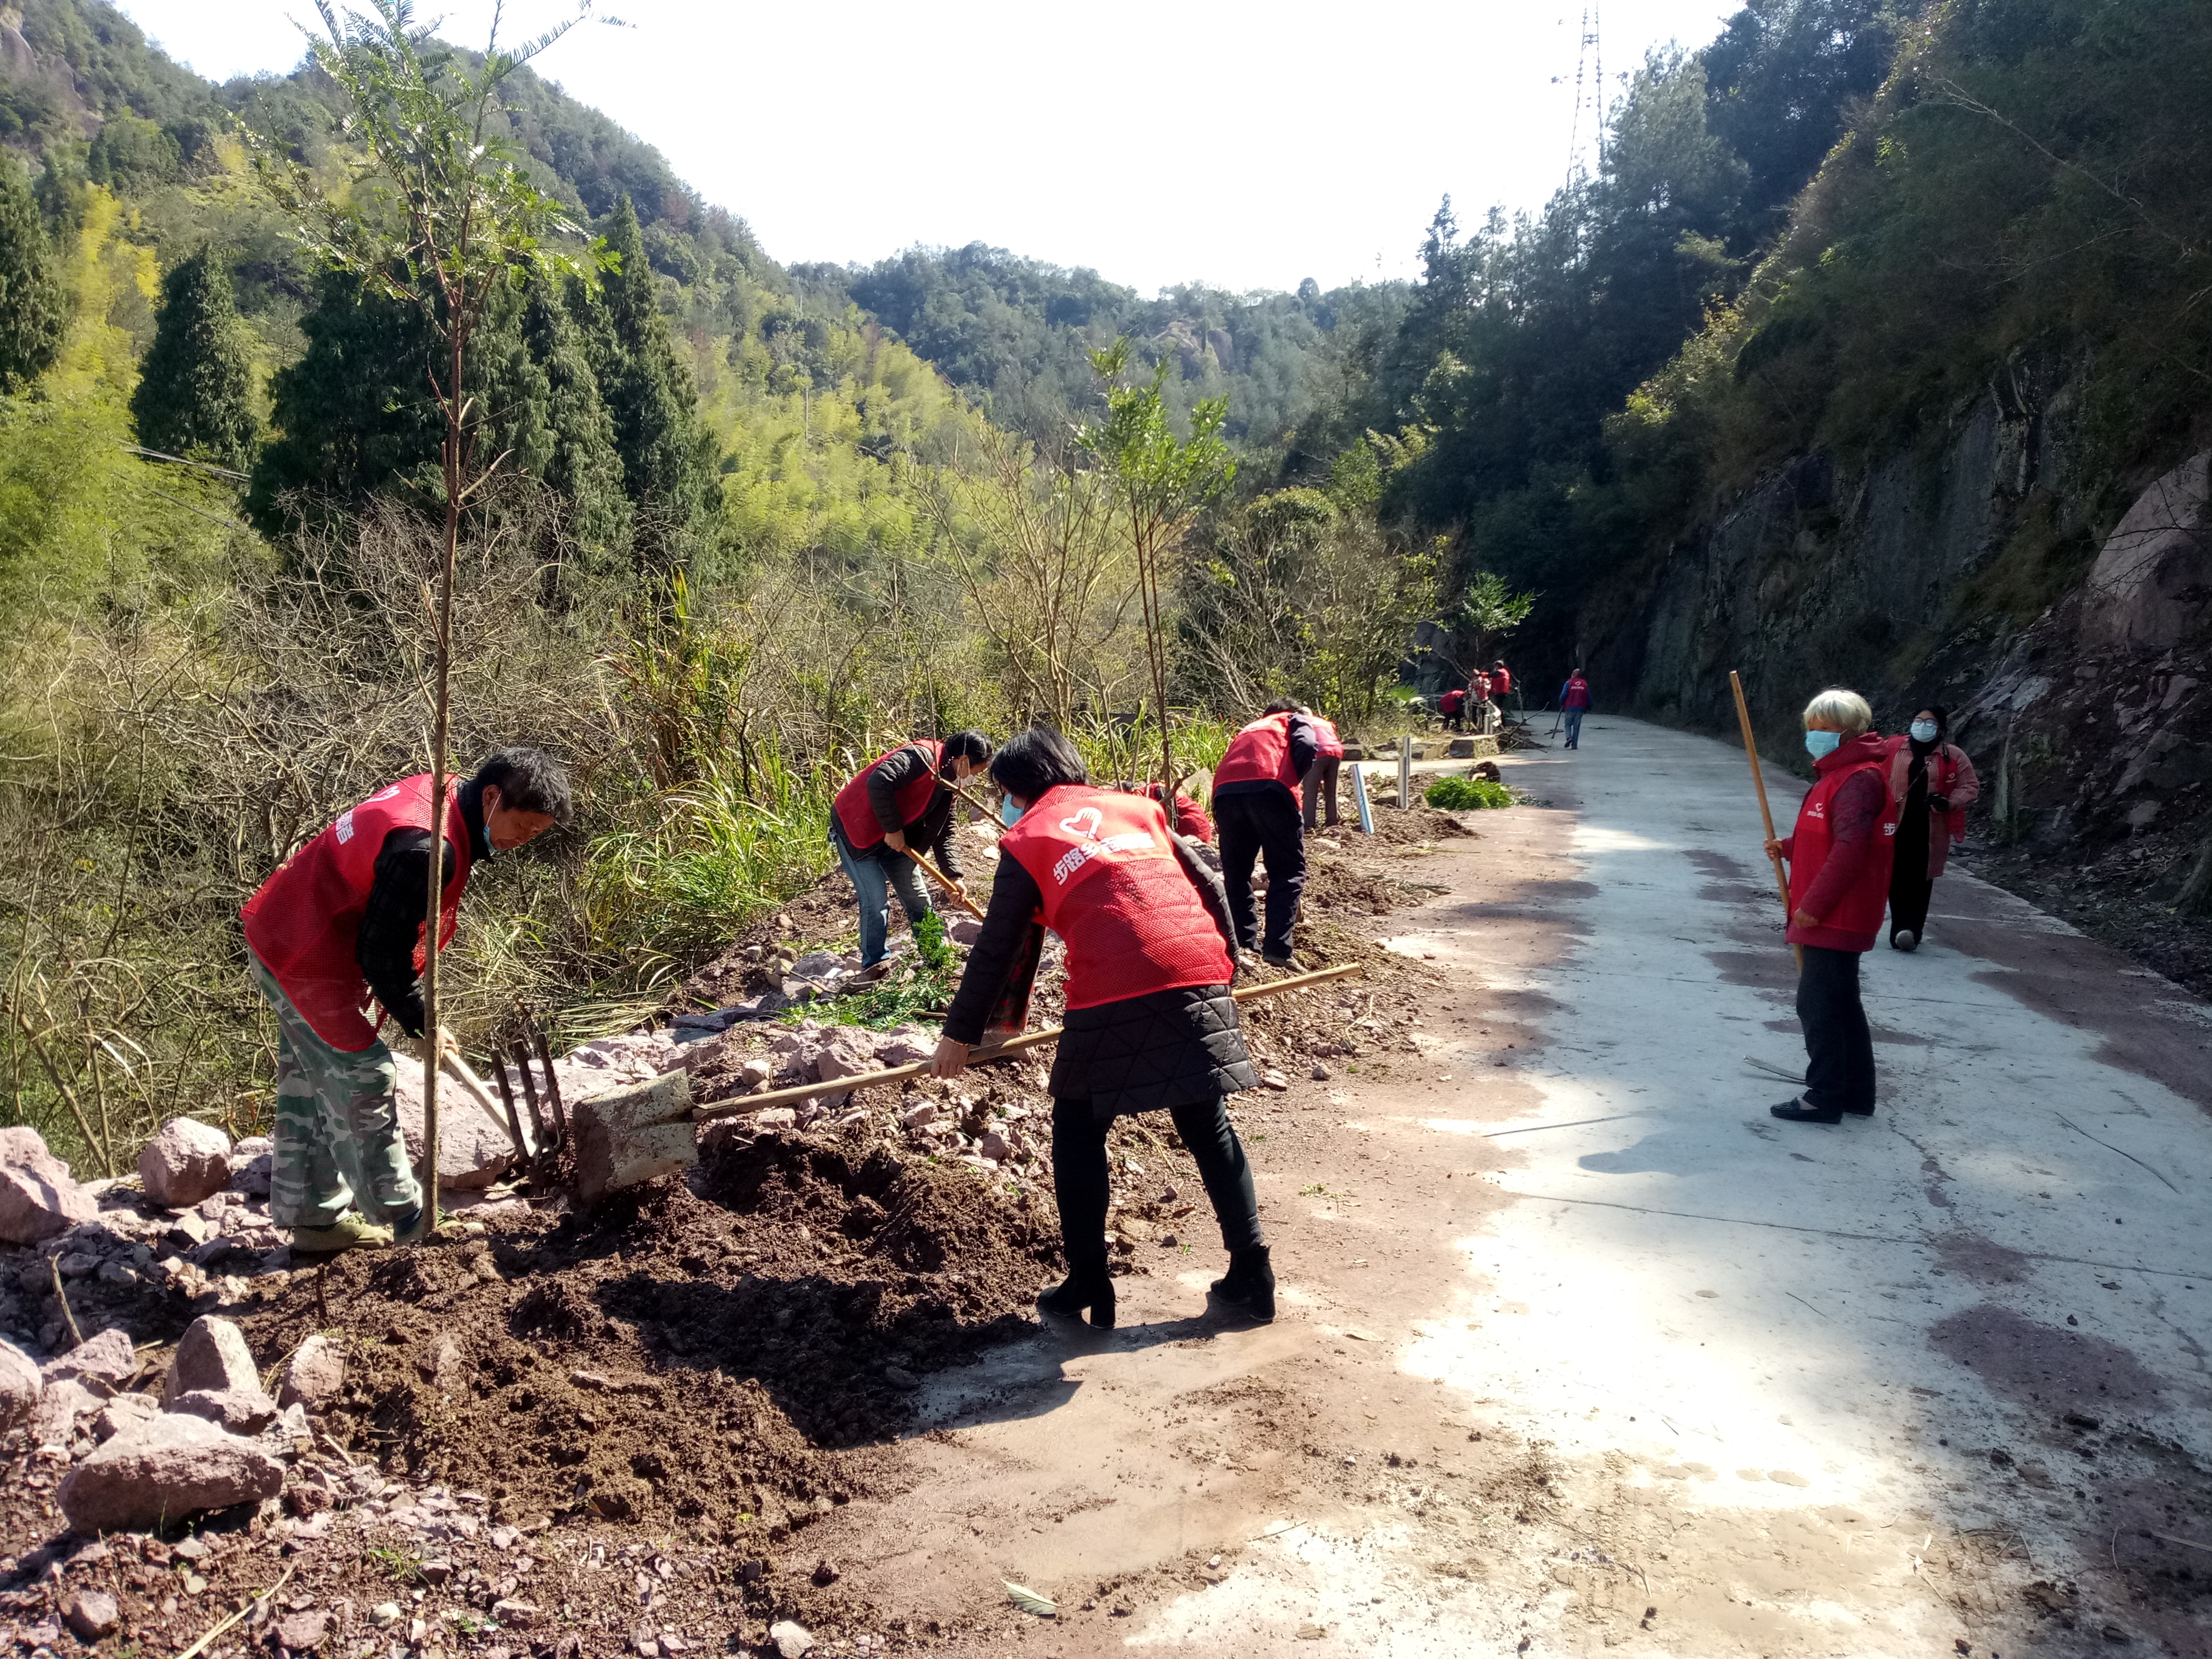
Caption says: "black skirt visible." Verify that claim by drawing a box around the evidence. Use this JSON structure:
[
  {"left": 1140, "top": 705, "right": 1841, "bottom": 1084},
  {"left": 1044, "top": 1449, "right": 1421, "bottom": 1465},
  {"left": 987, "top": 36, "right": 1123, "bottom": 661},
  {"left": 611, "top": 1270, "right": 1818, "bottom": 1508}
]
[{"left": 1048, "top": 983, "right": 1260, "bottom": 1119}]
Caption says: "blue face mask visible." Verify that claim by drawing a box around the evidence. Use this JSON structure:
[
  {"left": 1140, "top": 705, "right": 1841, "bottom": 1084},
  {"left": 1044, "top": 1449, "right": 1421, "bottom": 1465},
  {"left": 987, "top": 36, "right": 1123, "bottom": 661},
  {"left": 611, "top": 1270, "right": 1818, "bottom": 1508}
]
[
  {"left": 1805, "top": 730, "right": 1842, "bottom": 759},
  {"left": 1000, "top": 795, "right": 1026, "bottom": 828},
  {"left": 1910, "top": 720, "right": 1938, "bottom": 743}
]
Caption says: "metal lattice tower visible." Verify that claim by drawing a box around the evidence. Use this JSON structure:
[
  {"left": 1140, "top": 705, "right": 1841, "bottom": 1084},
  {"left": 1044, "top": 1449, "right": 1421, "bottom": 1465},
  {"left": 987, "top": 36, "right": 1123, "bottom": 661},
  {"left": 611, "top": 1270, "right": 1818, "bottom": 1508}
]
[{"left": 1565, "top": 2, "right": 1604, "bottom": 178}]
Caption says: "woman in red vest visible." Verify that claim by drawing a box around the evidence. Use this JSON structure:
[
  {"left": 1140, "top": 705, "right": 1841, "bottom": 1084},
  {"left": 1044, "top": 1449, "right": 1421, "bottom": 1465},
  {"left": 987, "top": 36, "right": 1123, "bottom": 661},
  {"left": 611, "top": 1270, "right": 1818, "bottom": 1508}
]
[
  {"left": 831, "top": 731, "right": 993, "bottom": 969},
  {"left": 1762, "top": 690, "right": 1898, "bottom": 1125},
  {"left": 1881, "top": 706, "right": 1979, "bottom": 952},
  {"left": 240, "top": 749, "right": 572, "bottom": 1251},
  {"left": 931, "top": 728, "right": 1271, "bottom": 1330},
  {"left": 1213, "top": 700, "right": 1320, "bottom": 966},
  {"left": 1300, "top": 705, "right": 1345, "bottom": 831}
]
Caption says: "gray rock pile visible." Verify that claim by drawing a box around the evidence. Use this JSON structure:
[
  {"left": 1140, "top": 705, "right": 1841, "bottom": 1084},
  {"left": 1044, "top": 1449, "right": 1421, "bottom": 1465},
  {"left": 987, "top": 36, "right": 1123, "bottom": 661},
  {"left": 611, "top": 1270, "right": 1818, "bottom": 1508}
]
[{"left": 0, "top": 1126, "right": 98, "bottom": 1245}]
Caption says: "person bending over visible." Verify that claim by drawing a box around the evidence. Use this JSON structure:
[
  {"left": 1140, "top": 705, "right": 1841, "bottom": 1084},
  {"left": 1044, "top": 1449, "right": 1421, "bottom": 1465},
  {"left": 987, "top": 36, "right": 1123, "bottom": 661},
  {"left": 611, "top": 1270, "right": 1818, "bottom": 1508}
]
[
  {"left": 1212, "top": 700, "right": 1320, "bottom": 967},
  {"left": 1764, "top": 689, "right": 1898, "bottom": 1125},
  {"left": 931, "top": 727, "right": 1273, "bottom": 1330},
  {"left": 241, "top": 749, "right": 573, "bottom": 1252},
  {"left": 830, "top": 730, "right": 993, "bottom": 968}
]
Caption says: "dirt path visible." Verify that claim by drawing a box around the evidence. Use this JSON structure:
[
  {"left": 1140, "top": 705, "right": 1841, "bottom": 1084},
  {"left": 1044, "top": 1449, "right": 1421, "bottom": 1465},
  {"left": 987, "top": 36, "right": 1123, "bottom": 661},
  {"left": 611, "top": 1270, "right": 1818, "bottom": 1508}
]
[{"left": 799, "top": 717, "right": 2212, "bottom": 1657}]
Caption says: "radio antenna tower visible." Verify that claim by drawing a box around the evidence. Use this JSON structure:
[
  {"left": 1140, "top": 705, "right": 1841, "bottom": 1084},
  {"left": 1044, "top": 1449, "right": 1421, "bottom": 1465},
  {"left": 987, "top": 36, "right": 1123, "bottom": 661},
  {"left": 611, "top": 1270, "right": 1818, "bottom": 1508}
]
[{"left": 1565, "top": 2, "right": 1604, "bottom": 178}]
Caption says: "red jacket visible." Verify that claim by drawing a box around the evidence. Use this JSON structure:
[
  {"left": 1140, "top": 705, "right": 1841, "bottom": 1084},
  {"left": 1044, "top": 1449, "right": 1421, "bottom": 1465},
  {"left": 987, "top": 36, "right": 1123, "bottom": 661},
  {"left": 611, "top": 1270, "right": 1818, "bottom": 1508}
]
[
  {"left": 1139, "top": 782, "right": 1213, "bottom": 844},
  {"left": 1779, "top": 734, "right": 1899, "bottom": 952},
  {"left": 241, "top": 775, "right": 474, "bottom": 1050},
  {"left": 1214, "top": 713, "right": 1302, "bottom": 791},
  {"left": 999, "top": 786, "right": 1233, "bottom": 1010},
  {"left": 833, "top": 739, "right": 944, "bottom": 851},
  {"left": 1490, "top": 667, "right": 1512, "bottom": 694},
  {"left": 1437, "top": 689, "right": 1467, "bottom": 715},
  {"left": 1308, "top": 716, "right": 1344, "bottom": 759},
  {"left": 1881, "top": 738, "right": 1980, "bottom": 878}
]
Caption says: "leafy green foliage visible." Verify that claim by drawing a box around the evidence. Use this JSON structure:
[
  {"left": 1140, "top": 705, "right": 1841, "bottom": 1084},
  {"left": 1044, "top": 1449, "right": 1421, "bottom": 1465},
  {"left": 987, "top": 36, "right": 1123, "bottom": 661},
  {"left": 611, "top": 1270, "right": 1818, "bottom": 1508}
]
[
  {"left": 1426, "top": 776, "right": 1513, "bottom": 810},
  {"left": 821, "top": 910, "right": 959, "bottom": 1031},
  {"left": 0, "top": 150, "right": 65, "bottom": 392},
  {"left": 131, "top": 245, "right": 258, "bottom": 466}
]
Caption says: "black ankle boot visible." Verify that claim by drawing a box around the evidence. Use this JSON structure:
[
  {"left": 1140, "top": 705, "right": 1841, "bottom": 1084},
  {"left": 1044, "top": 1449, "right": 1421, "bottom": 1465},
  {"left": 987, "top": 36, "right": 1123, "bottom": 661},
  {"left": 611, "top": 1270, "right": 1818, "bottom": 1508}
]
[
  {"left": 1210, "top": 1245, "right": 1275, "bottom": 1321},
  {"left": 1039, "top": 1266, "right": 1115, "bottom": 1329}
]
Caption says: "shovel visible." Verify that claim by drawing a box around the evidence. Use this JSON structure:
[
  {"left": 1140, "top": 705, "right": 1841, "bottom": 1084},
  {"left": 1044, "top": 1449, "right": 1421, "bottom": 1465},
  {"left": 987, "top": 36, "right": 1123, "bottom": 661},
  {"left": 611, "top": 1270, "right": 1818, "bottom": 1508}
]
[{"left": 569, "top": 962, "right": 1363, "bottom": 1206}]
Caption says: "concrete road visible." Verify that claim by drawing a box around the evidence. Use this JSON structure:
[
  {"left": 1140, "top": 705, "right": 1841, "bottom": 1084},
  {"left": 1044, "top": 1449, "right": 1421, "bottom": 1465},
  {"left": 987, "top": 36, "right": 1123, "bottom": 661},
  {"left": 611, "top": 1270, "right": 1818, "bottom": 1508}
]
[{"left": 823, "top": 715, "right": 2212, "bottom": 1656}]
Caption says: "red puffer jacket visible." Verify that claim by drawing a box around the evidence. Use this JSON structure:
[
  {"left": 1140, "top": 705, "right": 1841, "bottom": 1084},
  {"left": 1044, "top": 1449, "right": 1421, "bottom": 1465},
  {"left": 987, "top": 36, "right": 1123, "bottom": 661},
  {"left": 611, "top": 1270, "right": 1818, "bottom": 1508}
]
[
  {"left": 1882, "top": 738, "right": 1980, "bottom": 878},
  {"left": 1778, "top": 733, "right": 1899, "bottom": 952}
]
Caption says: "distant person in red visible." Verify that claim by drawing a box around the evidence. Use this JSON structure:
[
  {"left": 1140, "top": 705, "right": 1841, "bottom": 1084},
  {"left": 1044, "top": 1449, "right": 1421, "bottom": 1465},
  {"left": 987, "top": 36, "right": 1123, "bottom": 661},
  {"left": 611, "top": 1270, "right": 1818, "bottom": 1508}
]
[
  {"left": 1437, "top": 686, "right": 1468, "bottom": 731},
  {"left": 1763, "top": 689, "right": 1899, "bottom": 1125},
  {"left": 831, "top": 730, "right": 993, "bottom": 969},
  {"left": 1559, "top": 669, "right": 1592, "bottom": 748},
  {"left": 1490, "top": 660, "right": 1518, "bottom": 718},
  {"left": 240, "top": 749, "right": 573, "bottom": 1253},
  {"left": 1299, "top": 706, "right": 1345, "bottom": 831},
  {"left": 1882, "top": 706, "right": 1979, "bottom": 952},
  {"left": 1213, "top": 699, "right": 1320, "bottom": 966},
  {"left": 1116, "top": 780, "right": 1213, "bottom": 844}
]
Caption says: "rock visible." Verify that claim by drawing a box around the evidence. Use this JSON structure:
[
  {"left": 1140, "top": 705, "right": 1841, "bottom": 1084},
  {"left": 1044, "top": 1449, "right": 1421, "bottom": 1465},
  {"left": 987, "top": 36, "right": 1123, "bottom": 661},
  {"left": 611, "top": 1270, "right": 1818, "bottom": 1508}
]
[
  {"left": 735, "top": 1059, "right": 772, "bottom": 1090},
  {"left": 946, "top": 917, "right": 983, "bottom": 946},
  {"left": 415, "top": 1335, "right": 460, "bottom": 1388},
  {"left": 57, "top": 1410, "right": 285, "bottom": 1532},
  {"left": 0, "top": 1126, "right": 98, "bottom": 1245},
  {"left": 227, "top": 1138, "right": 273, "bottom": 1199},
  {"left": 43, "top": 1325, "right": 138, "bottom": 1394},
  {"left": 91, "top": 1392, "right": 161, "bottom": 1442},
  {"left": 391, "top": 1053, "right": 514, "bottom": 1190},
  {"left": 368, "top": 1603, "right": 403, "bottom": 1628},
  {"left": 768, "top": 1620, "right": 815, "bottom": 1658},
  {"left": 418, "top": 1559, "right": 455, "bottom": 1585},
  {"left": 899, "top": 1101, "right": 939, "bottom": 1130},
  {"left": 2085, "top": 450, "right": 2212, "bottom": 651},
  {"left": 812, "top": 1030, "right": 878, "bottom": 1084},
  {"left": 883, "top": 1365, "right": 919, "bottom": 1391},
  {"left": 275, "top": 1609, "right": 328, "bottom": 1652},
  {"left": 977, "top": 1132, "right": 1010, "bottom": 1163},
  {"left": 169, "top": 1386, "right": 280, "bottom": 1434},
  {"left": 62, "top": 1590, "right": 120, "bottom": 1641},
  {"left": 873, "top": 1028, "right": 934, "bottom": 1067},
  {"left": 31, "top": 1378, "right": 102, "bottom": 1447},
  {"left": 137, "top": 1118, "right": 233, "bottom": 1209},
  {"left": 1261, "top": 1070, "right": 1291, "bottom": 1091},
  {"left": 752, "top": 1108, "right": 798, "bottom": 1130},
  {"left": 491, "top": 1599, "right": 541, "bottom": 1626},
  {"left": 1311, "top": 1062, "right": 1331, "bottom": 1081},
  {"left": 275, "top": 1335, "right": 345, "bottom": 1410},
  {"left": 0, "top": 1337, "right": 41, "bottom": 1432},
  {"left": 163, "top": 1316, "right": 260, "bottom": 1404},
  {"left": 1118, "top": 1217, "right": 1155, "bottom": 1243}
]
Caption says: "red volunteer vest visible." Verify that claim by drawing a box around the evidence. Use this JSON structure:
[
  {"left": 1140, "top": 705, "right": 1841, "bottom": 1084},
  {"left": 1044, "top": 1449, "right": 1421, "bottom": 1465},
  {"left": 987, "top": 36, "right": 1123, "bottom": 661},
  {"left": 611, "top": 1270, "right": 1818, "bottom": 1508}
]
[
  {"left": 833, "top": 740, "right": 944, "bottom": 849},
  {"left": 1309, "top": 717, "right": 1344, "bottom": 759},
  {"left": 1438, "top": 689, "right": 1465, "bottom": 713},
  {"left": 1144, "top": 783, "right": 1214, "bottom": 844},
  {"left": 1491, "top": 667, "right": 1512, "bottom": 694},
  {"left": 1564, "top": 677, "right": 1591, "bottom": 709},
  {"left": 241, "top": 775, "right": 474, "bottom": 1051},
  {"left": 1787, "top": 747, "right": 1899, "bottom": 944},
  {"left": 1214, "top": 714, "right": 1301, "bottom": 790},
  {"left": 1000, "top": 786, "right": 1233, "bottom": 1011}
]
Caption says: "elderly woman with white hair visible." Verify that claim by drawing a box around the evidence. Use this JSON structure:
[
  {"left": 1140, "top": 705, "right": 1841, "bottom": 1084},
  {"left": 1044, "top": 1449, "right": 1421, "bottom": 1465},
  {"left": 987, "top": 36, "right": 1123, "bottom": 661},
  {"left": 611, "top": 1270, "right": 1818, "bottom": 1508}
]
[{"left": 1761, "top": 688, "right": 1899, "bottom": 1125}]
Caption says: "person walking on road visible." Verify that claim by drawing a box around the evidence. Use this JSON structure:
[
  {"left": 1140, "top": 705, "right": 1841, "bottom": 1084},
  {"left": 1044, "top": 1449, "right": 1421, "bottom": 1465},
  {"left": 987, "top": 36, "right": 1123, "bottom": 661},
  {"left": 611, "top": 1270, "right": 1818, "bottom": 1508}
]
[
  {"left": 1213, "top": 699, "right": 1320, "bottom": 967},
  {"left": 1763, "top": 689, "right": 1899, "bottom": 1125},
  {"left": 1560, "top": 670, "right": 1593, "bottom": 748},
  {"left": 931, "top": 727, "right": 1272, "bottom": 1330},
  {"left": 1883, "top": 707, "right": 1978, "bottom": 953},
  {"left": 240, "top": 748, "right": 574, "bottom": 1252},
  {"left": 1301, "top": 706, "right": 1345, "bottom": 831},
  {"left": 831, "top": 730, "right": 993, "bottom": 970},
  {"left": 1490, "top": 660, "right": 1518, "bottom": 720}
]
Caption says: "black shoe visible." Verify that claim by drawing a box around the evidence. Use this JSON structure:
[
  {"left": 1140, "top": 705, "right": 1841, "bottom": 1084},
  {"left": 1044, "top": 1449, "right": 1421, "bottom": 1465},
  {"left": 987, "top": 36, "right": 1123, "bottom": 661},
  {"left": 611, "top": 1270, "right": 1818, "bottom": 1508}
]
[
  {"left": 1260, "top": 948, "right": 1304, "bottom": 970},
  {"left": 1769, "top": 1096, "right": 1841, "bottom": 1125},
  {"left": 1039, "top": 1269, "right": 1115, "bottom": 1329},
  {"left": 1210, "top": 1245, "right": 1275, "bottom": 1322},
  {"left": 1841, "top": 1101, "right": 1876, "bottom": 1117}
]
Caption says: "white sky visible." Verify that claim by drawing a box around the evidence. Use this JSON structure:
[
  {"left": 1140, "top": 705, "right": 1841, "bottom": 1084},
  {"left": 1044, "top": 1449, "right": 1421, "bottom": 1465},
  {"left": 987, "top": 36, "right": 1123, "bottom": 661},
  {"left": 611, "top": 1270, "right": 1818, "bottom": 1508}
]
[{"left": 115, "top": 0, "right": 1737, "bottom": 296}]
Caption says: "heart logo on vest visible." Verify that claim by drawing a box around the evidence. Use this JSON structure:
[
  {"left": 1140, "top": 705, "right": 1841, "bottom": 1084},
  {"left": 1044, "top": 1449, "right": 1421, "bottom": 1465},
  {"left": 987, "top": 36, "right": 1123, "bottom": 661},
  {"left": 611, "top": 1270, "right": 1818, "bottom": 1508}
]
[{"left": 1059, "top": 806, "right": 1104, "bottom": 840}]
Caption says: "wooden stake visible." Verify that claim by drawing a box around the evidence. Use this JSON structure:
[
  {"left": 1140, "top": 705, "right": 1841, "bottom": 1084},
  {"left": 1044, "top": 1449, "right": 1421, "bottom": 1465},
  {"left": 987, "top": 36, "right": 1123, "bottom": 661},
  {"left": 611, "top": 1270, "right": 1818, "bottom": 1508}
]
[
  {"left": 509, "top": 1041, "right": 549, "bottom": 1151},
  {"left": 1729, "top": 670, "right": 1803, "bottom": 973},
  {"left": 533, "top": 1028, "right": 568, "bottom": 1147},
  {"left": 489, "top": 1058, "right": 531, "bottom": 1161},
  {"left": 693, "top": 962, "right": 1363, "bottom": 1122}
]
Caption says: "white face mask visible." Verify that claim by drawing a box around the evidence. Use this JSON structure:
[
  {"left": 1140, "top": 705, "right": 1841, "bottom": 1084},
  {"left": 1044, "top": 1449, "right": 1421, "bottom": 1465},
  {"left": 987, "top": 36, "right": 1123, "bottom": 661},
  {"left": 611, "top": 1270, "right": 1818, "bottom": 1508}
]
[{"left": 1910, "top": 720, "right": 1938, "bottom": 744}]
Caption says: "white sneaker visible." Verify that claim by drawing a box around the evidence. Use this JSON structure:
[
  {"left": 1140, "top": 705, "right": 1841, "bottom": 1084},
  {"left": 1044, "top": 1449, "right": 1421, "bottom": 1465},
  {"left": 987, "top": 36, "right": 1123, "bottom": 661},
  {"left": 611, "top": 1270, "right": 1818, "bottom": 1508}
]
[{"left": 1891, "top": 931, "right": 1918, "bottom": 952}]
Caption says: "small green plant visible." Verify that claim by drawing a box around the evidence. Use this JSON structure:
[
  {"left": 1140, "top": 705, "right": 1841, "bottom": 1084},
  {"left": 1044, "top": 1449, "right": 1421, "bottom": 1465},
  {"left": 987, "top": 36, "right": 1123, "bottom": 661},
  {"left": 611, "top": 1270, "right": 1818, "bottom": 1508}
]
[
  {"left": 820, "top": 910, "right": 960, "bottom": 1030},
  {"left": 363, "top": 1544, "right": 421, "bottom": 1583},
  {"left": 1426, "top": 776, "right": 1513, "bottom": 810}
]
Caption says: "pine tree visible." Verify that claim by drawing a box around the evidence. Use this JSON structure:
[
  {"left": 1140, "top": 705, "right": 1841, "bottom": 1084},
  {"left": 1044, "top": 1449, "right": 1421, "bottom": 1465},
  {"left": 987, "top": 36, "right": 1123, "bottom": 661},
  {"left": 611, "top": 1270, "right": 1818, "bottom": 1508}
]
[
  {"left": 131, "top": 246, "right": 259, "bottom": 468},
  {"left": 594, "top": 195, "right": 721, "bottom": 571},
  {"left": 520, "top": 268, "right": 631, "bottom": 565},
  {"left": 0, "top": 150, "right": 65, "bottom": 393}
]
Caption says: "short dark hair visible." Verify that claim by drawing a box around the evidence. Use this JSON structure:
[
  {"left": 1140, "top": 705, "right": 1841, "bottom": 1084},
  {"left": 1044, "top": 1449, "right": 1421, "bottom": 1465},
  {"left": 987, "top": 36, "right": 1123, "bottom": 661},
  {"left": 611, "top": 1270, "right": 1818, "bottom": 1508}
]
[
  {"left": 474, "top": 747, "right": 574, "bottom": 824},
  {"left": 990, "top": 726, "right": 1087, "bottom": 800},
  {"left": 941, "top": 729, "right": 994, "bottom": 768},
  {"left": 1262, "top": 698, "right": 1300, "bottom": 715}
]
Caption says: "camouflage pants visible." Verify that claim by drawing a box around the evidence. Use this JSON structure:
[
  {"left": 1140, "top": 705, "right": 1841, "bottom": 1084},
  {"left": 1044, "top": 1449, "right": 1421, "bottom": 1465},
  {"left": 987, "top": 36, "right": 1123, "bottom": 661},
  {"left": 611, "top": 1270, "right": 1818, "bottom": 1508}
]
[{"left": 248, "top": 952, "right": 421, "bottom": 1230}]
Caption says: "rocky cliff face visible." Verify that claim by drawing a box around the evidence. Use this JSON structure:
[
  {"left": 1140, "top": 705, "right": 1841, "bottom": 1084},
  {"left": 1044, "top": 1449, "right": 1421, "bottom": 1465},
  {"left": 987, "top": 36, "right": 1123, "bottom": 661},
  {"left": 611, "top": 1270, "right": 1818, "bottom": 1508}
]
[{"left": 1595, "top": 370, "right": 2212, "bottom": 985}]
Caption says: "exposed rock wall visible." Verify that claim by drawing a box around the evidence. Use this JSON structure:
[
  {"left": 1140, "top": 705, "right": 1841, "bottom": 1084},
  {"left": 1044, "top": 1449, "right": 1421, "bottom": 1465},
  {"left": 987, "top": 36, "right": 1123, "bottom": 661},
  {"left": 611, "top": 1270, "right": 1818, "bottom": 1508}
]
[{"left": 1595, "top": 368, "right": 2212, "bottom": 871}]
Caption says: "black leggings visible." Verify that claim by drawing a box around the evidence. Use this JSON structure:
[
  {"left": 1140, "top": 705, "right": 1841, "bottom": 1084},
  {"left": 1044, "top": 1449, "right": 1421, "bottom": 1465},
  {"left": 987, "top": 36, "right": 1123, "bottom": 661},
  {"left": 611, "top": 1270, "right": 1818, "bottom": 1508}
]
[{"left": 1051, "top": 1095, "right": 1263, "bottom": 1273}]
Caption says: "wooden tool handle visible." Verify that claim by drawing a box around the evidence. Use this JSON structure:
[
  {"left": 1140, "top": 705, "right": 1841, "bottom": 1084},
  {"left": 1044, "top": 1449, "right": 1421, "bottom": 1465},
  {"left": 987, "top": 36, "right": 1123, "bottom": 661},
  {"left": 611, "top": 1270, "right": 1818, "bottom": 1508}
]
[
  {"left": 904, "top": 847, "right": 986, "bottom": 919},
  {"left": 694, "top": 960, "right": 1361, "bottom": 1121},
  {"left": 1729, "top": 670, "right": 1804, "bottom": 973}
]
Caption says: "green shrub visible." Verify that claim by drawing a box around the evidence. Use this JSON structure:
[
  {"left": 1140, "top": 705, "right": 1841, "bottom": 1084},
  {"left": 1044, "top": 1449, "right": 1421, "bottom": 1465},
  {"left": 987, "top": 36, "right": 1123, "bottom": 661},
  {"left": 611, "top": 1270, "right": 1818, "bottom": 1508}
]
[{"left": 1426, "top": 775, "right": 1513, "bottom": 810}]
